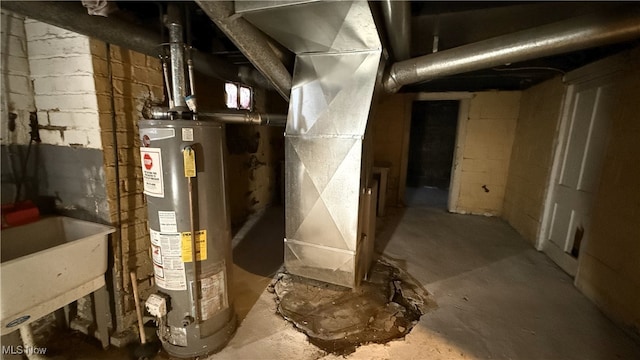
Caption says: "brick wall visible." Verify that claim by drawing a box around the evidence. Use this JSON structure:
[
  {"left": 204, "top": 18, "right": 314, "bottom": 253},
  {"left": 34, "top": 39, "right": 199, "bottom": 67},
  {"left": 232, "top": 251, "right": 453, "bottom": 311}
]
[
  {"left": 0, "top": 11, "right": 35, "bottom": 146},
  {"left": 90, "top": 41, "right": 164, "bottom": 331},
  {"left": 1, "top": 11, "right": 36, "bottom": 202},
  {"left": 1, "top": 15, "right": 164, "bottom": 336},
  {"left": 25, "top": 19, "right": 102, "bottom": 148}
]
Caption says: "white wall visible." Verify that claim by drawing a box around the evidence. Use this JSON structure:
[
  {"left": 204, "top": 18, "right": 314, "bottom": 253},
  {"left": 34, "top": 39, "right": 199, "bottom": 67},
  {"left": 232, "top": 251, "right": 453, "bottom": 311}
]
[
  {"left": 25, "top": 19, "right": 102, "bottom": 148},
  {"left": 1, "top": 11, "right": 35, "bottom": 145}
]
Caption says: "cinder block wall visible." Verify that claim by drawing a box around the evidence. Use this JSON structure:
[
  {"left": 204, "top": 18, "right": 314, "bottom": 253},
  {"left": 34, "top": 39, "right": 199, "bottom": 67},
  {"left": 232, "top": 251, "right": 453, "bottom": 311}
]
[
  {"left": 454, "top": 92, "right": 520, "bottom": 216},
  {"left": 372, "top": 91, "right": 520, "bottom": 215},
  {"left": 503, "top": 77, "right": 565, "bottom": 244}
]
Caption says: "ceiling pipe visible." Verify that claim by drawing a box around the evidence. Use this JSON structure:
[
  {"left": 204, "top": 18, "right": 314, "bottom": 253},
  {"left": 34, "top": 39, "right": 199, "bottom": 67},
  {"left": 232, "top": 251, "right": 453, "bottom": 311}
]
[
  {"left": 195, "top": 0, "right": 293, "bottom": 101},
  {"left": 146, "top": 107, "right": 286, "bottom": 126},
  {"left": 380, "top": 0, "right": 411, "bottom": 61},
  {"left": 0, "top": 1, "right": 270, "bottom": 89},
  {"left": 383, "top": 7, "right": 640, "bottom": 93},
  {"left": 200, "top": 110, "right": 287, "bottom": 127}
]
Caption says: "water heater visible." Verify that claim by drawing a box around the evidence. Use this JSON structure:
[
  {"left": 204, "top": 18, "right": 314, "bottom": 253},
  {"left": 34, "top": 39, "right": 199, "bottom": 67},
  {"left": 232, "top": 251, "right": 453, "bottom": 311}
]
[{"left": 138, "top": 120, "right": 236, "bottom": 358}]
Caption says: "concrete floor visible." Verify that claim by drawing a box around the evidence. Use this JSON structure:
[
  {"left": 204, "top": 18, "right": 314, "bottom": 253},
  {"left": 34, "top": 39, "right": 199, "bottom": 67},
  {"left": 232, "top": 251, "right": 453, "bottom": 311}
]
[
  {"left": 14, "top": 188, "right": 640, "bottom": 359},
  {"left": 213, "top": 189, "right": 640, "bottom": 360}
]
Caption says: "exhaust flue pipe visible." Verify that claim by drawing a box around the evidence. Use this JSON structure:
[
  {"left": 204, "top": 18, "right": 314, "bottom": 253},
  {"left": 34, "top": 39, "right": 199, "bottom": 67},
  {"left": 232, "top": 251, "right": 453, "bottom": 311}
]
[
  {"left": 383, "top": 8, "right": 640, "bottom": 92},
  {"left": 380, "top": 0, "right": 411, "bottom": 61},
  {"left": 166, "top": 4, "right": 187, "bottom": 110}
]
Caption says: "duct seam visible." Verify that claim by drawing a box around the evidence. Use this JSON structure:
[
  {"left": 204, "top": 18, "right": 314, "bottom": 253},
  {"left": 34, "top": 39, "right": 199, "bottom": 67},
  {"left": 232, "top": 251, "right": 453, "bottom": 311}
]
[{"left": 284, "top": 239, "right": 356, "bottom": 255}]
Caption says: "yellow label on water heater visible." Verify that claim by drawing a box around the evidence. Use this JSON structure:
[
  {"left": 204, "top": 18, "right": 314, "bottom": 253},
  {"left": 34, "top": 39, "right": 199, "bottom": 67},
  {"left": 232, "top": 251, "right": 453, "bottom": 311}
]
[
  {"left": 181, "top": 230, "right": 207, "bottom": 262},
  {"left": 183, "top": 147, "right": 196, "bottom": 178}
]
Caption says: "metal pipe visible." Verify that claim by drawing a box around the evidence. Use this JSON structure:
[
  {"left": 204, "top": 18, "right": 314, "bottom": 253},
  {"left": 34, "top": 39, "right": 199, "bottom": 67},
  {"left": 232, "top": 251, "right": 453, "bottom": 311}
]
[
  {"left": 161, "top": 60, "right": 174, "bottom": 108},
  {"left": 187, "top": 58, "right": 196, "bottom": 97},
  {"left": 199, "top": 111, "right": 287, "bottom": 126},
  {"left": 380, "top": 0, "right": 411, "bottom": 61},
  {"left": 0, "top": 1, "right": 271, "bottom": 89},
  {"left": 383, "top": 7, "right": 640, "bottom": 92},
  {"left": 106, "top": 42, "right": 126, "bottom": 333},
  {"left": 195, "top": 0, "right": 293, "bottom": 101},
  {"left": 186, "top": 175, "right": 200, "bottom": 323},
  {"left": 167, "top": 4, "right": 187, "bottom": 110}
]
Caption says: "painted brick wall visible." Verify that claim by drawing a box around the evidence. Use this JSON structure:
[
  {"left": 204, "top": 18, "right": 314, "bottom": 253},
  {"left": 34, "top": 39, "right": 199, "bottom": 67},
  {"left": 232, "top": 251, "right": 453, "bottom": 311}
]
[
  {"left": 1, "top": 11, "right": 36, "bottom": 202},
  {"left": 1, "top": 15, "right": 164, "bottom": 335},
  {"left": 453, "top": 92, "right": 520, "bottom": 216},
  {"left": 503, "top": 77, "right": 565, "bottom": 244},
  {"left": 25, "top": 19, "right": 102, "bottom": 149},
  {"left": 90, "top": 41, "right": 164, "bottom": 331},
  {"left": 1, "top": 11, "right": 35, "bottom": 146}
]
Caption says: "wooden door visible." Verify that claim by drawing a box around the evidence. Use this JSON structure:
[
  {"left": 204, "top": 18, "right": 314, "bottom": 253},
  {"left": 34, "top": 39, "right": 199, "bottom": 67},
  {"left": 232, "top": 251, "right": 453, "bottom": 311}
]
[{"left": 543, "top": 76, "right": 617, "bottom": 276}]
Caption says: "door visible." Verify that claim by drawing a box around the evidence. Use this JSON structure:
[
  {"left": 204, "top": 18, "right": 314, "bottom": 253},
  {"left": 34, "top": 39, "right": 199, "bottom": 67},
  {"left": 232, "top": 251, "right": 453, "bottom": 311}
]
[
  {"left": 542, "top": 76, "right": 618, "bottom": 276},
  {"left": 405, "top": 100, "right": 459, "bottom": 208}
]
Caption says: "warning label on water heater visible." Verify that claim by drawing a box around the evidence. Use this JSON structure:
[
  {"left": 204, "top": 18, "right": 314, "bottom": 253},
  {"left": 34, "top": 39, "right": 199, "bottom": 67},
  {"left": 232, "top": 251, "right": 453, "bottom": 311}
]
[
  {"left": 181, "top": 230, "right": 207, "bottom": 262},
  {"left": 140, "top": 147, "right": 164, "bottom": 198},
  {"left": 150, "top": 229, "right": 186, "bottom": 291}
]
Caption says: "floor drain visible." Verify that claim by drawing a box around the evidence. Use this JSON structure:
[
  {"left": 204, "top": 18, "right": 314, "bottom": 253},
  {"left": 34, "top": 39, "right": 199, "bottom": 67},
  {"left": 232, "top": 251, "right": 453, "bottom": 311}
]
[{"left": 270, "top": 259, "right": 435, "bottom": 355}]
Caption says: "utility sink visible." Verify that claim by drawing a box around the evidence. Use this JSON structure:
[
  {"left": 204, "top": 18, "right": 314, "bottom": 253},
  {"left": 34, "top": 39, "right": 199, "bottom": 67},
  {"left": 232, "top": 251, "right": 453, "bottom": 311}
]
[{"left": 1, "top": 216, "right": 114, "bottom": 335}]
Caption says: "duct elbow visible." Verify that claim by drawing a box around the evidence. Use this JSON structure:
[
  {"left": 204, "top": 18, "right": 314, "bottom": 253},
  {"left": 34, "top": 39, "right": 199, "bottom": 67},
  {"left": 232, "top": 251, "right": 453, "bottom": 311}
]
[{"left": 383, "top": 70, "right": 402, "bottom": 93}]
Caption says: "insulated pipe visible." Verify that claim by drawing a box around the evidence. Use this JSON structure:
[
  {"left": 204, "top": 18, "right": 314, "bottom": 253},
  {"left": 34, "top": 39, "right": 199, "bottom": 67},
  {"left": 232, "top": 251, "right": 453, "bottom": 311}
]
[
  {"left": 0, "top": 1, "right": 270, "bottom": 89},
  {"left": 195, "top": 0, "right": 293, "bottom": 101},
  {"left": 380, "top": 0, "right": 411, "bottom": 61},
  {"left": 383, "top": 8, "right": 640, "bottom": 92}
]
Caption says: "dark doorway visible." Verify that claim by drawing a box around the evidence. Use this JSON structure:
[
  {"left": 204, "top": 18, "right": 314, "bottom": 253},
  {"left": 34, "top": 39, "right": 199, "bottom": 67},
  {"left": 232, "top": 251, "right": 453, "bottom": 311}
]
[{"left": 405, "top": 100, "right": 459, "bottom": 208}]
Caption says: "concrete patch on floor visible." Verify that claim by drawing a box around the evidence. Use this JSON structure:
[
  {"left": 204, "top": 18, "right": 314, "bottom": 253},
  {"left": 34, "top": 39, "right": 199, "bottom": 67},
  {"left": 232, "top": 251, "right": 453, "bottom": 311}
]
[{"left": 271, "top": 259, "right": 435, "bottom": 355}]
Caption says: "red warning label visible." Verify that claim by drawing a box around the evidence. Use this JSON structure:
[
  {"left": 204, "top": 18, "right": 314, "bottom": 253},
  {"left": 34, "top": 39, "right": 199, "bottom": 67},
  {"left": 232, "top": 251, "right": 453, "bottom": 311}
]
[
  {"left": 140, "top": 147, "right": 164, "bottom": 198},
  {"left": 143, "top": 153, "right": 153, "bottom": 170}
]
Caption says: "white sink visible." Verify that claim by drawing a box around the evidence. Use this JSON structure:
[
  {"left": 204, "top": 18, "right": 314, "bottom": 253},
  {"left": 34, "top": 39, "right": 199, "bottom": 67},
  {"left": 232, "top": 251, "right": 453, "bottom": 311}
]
[{"left": 1, "top": 216, "right": 114, "bottom": 335}]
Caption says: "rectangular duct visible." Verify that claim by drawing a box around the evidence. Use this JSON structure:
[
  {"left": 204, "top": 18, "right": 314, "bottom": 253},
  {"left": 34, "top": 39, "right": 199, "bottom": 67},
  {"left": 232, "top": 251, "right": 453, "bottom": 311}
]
[{"left": 238, "top": 0, "right": 382, "bottom": 287}]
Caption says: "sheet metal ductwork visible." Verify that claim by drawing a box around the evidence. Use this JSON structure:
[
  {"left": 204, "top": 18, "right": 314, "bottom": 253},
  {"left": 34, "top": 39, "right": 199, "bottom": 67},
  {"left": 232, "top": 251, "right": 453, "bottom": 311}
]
[
  {"left": 235, "top": 0, "right": 382, "bottom": 288},
  {"left": 383, "top": 7, "right": 640, "bottom": 92}
]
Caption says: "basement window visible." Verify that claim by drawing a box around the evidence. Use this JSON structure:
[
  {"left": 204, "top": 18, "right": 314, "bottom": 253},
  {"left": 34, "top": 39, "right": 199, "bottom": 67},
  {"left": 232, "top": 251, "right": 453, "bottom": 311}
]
[{"left": 225, "top": 82, "right": 253, "bottom": 111}]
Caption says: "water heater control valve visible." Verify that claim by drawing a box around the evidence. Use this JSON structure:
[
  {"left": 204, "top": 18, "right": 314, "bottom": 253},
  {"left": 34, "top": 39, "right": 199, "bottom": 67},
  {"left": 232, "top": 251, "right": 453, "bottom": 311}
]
[{"left": 146, "top": 293, "right": 168, "bottom": 317}]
